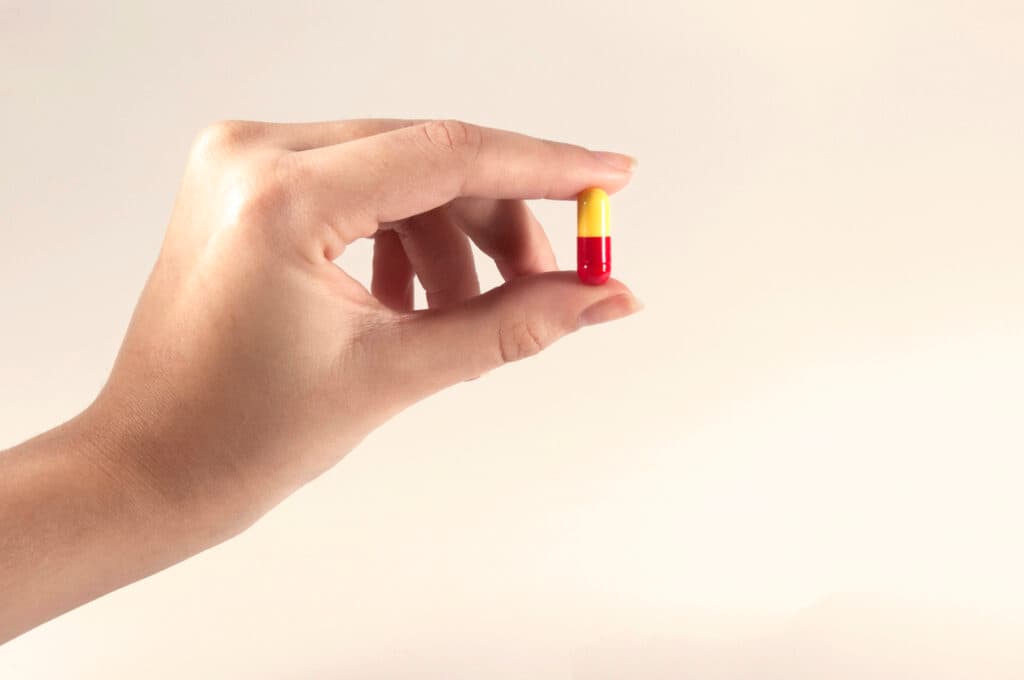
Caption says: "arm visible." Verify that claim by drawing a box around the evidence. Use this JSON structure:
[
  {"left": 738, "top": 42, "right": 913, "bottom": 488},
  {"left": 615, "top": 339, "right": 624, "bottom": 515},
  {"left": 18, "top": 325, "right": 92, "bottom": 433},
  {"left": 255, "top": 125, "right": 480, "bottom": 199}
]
[
  {"left": 0, "top": 119, "right": 640, "bottom": 642},
  {"left": 0, "top": 414, "right": 215, "bottom": 642}
]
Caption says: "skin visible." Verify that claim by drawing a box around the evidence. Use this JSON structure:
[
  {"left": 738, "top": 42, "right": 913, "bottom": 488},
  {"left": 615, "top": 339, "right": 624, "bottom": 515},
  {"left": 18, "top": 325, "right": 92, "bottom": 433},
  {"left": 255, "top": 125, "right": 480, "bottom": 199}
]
[{"left": 0, "top": 119, "right": 641, "bottom": 643}]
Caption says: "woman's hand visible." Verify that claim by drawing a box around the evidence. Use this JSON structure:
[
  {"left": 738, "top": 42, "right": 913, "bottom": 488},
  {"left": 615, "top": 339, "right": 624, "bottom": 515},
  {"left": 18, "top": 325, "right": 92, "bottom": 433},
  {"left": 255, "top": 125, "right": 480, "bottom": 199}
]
[
  {"left": 86, "top": 119, "right": 640, "bottom": 538},
  {"left": 0, "top": 119, "right": 639, "bottom": 641}
]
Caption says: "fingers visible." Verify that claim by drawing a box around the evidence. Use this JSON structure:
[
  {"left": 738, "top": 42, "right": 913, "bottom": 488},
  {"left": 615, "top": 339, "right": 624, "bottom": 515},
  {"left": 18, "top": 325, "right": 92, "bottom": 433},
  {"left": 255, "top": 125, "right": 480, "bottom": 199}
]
[
  {"left": 287, "top": 120, "right": 636, "bottom": 235},
  {"left": 449, "top": 198, "right": 557, "bottom": 281},
  {"left": 367, "top": 272, "right": 642, "bottom": 402},
  {"left": 269, "top": 118, "right": 422, "bottom": 151},
  {"left": 397, "top": 206, "right": 480, "bottom": 309},
  {"left": 374, "top": 199, "right": 545, "bottom": 311},
  {"left": 371, "top": 229, "right": 415, "bottom": 312}
]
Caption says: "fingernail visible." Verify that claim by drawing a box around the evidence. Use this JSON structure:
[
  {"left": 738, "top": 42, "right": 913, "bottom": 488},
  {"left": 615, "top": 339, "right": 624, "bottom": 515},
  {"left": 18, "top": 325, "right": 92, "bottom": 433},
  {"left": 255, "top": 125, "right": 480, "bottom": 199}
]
[
  {"left": 578, "top": 293, "right": 644, "bottom": 328},
  {"left": 592, "top": 151, "right": 638, "bottom": 173}
]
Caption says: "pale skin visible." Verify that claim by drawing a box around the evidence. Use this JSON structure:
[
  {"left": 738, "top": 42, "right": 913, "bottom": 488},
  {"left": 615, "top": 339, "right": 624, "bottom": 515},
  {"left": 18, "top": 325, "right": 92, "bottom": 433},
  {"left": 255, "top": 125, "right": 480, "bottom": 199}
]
[{"left": 0, "top": 119, "right": 640, "bottom": 643}]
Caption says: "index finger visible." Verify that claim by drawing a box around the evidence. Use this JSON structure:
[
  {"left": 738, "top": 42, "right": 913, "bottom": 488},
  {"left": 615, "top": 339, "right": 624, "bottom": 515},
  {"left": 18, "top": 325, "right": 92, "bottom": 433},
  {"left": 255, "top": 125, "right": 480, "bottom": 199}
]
[{"left": 287, "top": 120, "right": 636, "bottom": 229}]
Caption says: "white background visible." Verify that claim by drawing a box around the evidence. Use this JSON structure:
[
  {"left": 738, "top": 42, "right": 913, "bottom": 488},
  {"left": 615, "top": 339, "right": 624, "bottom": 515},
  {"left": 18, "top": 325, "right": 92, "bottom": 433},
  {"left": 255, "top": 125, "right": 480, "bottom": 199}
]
[{"left": 2, "top": 1, "right": 1023, "bottom": 677}]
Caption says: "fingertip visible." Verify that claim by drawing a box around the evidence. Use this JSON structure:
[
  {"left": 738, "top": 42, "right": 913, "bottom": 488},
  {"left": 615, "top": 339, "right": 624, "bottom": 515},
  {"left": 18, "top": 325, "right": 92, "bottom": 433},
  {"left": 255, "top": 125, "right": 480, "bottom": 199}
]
[
  {"left": 577, "top": 291, "right": 644, "bottom": 328},
  {"left": 579, "top": 166, "right": 634, "bottom": 198},
  {"left": 591, "top": 151, "right": 638, "bottom": 174}
]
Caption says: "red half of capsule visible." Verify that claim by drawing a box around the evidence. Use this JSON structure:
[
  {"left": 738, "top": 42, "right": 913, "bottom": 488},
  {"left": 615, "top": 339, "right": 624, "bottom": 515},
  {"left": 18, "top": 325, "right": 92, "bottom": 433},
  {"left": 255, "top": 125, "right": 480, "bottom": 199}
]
[{"left": 577, "top": 236, "right": 611, "bottom": 285}]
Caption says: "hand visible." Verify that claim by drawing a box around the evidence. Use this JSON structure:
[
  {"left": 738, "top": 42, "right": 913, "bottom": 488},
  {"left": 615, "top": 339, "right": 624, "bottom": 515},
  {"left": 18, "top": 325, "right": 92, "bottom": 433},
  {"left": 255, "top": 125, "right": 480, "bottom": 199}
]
[{"left": 84, "top": 119, "right": 641, "bottom": 538}]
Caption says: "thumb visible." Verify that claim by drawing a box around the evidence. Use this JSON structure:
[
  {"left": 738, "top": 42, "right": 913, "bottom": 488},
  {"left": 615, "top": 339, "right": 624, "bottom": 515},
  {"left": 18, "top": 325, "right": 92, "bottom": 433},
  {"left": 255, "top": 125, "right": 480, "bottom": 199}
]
[{"left": 381, "top": 271, "right": 642, "bottom": 400}]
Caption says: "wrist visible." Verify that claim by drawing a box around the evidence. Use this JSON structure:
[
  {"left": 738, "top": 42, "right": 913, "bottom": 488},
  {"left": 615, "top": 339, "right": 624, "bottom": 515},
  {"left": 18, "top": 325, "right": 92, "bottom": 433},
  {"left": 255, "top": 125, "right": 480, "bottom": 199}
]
[
  {"left": 74, "top": 394, "right": 250, "bottom": 555},
  {"left": 0, "top": 407, "right": 236, "bottom": 641}
]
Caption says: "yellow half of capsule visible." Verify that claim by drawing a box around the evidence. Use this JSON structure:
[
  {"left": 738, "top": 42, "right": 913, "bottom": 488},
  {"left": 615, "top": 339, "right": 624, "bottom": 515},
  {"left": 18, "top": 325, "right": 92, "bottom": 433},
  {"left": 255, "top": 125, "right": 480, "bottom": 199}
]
[{"left": 577, "top": 187, "right": 610, "bottom": 238}]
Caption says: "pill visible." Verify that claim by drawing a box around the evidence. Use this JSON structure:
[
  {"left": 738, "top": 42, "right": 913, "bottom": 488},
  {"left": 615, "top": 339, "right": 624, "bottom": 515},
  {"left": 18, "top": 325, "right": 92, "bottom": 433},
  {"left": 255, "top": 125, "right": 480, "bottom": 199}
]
[{"left": 577, "top": 187, "right": 611, "bottom": 285}]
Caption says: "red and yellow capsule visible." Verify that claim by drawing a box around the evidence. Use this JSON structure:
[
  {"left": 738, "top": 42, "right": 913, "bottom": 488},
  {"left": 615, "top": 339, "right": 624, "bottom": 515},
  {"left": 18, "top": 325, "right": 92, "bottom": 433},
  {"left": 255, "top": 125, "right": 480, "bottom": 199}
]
[{"left": 577, "top": 187, "right": 611, "bottom": 285}]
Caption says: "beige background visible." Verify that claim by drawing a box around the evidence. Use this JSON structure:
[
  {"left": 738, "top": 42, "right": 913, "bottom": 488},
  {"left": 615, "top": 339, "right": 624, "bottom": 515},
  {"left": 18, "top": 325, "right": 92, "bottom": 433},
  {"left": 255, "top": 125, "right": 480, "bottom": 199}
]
[{"left": 2, "top": 1, "right": 1024, "bottom": 677}]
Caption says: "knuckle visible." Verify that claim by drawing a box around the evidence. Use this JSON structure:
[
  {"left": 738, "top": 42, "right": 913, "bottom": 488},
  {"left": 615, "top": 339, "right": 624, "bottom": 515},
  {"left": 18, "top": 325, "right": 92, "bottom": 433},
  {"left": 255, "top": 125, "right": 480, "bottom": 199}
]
[
  {"left": 190, "top": 120, "right": 264, "bottom": 159},
  {"left": 421, "top": 119, "right": 480, "bottom": 153},
  {"left": 497, "top": 315, "right": 548, "bottom": 364},
  {"left": 224, "top": 163, "right": 291, "bottom": 225},
  {"left": 245, "top": 176, "right": 288, "bottom": 215}
]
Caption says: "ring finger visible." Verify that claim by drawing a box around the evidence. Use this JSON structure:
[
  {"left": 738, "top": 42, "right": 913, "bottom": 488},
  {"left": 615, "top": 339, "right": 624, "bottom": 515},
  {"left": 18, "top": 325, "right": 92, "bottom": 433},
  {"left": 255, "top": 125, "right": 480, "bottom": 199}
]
[{"left": 397, "top": 206, "right": 480, "bottom": 310}]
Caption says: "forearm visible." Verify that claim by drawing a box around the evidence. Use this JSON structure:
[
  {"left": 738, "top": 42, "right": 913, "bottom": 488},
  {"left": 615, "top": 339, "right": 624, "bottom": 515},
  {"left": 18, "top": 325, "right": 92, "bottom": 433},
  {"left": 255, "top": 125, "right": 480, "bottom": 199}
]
[{"left": 0, "top": 410, "right": 209, "bottom": 643}]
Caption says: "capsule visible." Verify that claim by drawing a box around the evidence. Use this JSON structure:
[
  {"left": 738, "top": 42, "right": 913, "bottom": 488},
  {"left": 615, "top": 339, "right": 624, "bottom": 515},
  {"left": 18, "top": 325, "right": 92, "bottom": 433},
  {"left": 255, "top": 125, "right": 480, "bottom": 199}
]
[{"left": 577, "top": 187, "right": 611, "bottom": 285}]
